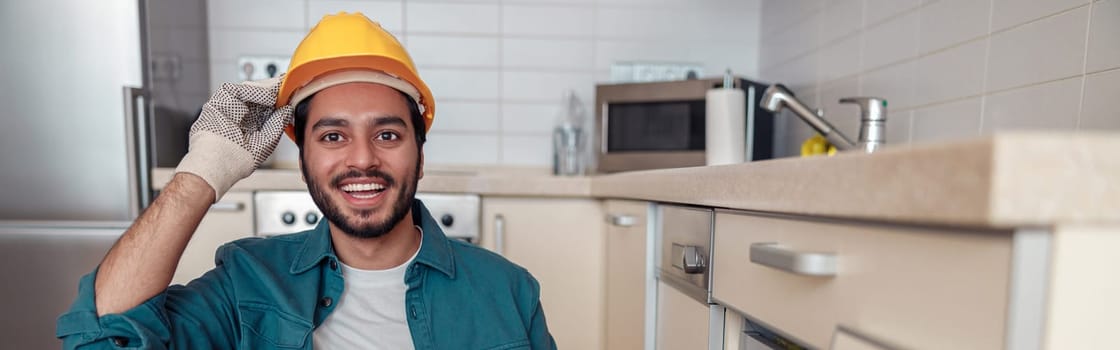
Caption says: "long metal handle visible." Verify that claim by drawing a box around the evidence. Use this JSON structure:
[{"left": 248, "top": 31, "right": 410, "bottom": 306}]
[
  {"left": 607, "top": 214, "right": 636, "bottom": 227},
  {"left": 749, "top": 242, "right": 837, "bottom": 277},
  {"left": 122, "top": 86, "right": 151, "bottom": 218},
  {"left": 209, "top": 201, "right": 245, "bottom": 212},
  {"left": 599, "top": 104, "right": 610, "bottom": 154},
  {"left": 494, "top": 214, "right": 505, "bottom": 256}
]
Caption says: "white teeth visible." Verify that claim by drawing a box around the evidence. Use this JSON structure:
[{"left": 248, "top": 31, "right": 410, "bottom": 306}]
[
  {"left": 350, "top": 192, "right": 377, "bottom": 199},
  {"left": 340, "top": 183, "right": 385, "bottom": 192}
]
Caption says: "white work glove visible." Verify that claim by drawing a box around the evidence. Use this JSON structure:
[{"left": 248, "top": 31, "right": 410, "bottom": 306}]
[{"left": 175, "top": 77, "right": 293, "bottom": 201}]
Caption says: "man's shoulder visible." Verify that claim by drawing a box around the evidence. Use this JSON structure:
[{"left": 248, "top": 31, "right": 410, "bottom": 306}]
[{"left": 215, "top": 230, "right": 313, "bottom": 264}]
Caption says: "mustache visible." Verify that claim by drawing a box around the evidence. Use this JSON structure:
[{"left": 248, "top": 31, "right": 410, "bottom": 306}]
[{"left": 330, "top": 169, "right": 397, "bottom": 188}]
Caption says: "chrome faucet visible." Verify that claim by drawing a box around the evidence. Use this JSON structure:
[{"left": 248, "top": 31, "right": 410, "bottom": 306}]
[{"left": 760, "top": 84, "right": 887, "bottom": 153}]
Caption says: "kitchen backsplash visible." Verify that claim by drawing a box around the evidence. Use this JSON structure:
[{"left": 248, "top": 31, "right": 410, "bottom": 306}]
[
  {"left": 206, "top": 0, "right": 761, "bottom": 166},
  {"left": 760, "top": 0, "right": 1120, "bottom": 157}
]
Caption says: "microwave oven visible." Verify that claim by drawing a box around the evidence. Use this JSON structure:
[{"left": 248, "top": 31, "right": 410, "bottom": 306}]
[{"left": 594, "top": 77, "right": 775, "bottom": 173}]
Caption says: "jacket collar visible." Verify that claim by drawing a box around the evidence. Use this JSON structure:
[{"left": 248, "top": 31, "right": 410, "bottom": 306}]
[{"left": 289, "top": 198, "right": 457, "bottom": 278}]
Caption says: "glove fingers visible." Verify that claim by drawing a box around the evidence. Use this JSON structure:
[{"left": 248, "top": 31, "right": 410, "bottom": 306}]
[{"left": 245, "top": 105, "right": 295, "bottom": 166}]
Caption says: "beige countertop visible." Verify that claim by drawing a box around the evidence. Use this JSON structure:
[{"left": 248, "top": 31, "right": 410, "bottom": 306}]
[{"left": 152, "top": 132, "right": 1119, "bottom": 228}]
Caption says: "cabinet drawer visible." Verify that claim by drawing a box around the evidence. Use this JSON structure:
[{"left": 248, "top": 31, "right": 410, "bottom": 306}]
[
  {"left": 172, "top": 192, "right": 254, "bottom": 285},
  {"left": 711, "top": 211, "right": 1013, "bottom": 350}
]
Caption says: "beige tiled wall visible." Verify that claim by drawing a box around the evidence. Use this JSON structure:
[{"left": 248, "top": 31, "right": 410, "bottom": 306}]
[
  {"left": 207, "top": 0, "right": 761, "bottom": 166},
  {"left": 760, "top": 0, "right": 1120, "bottom": 157}
]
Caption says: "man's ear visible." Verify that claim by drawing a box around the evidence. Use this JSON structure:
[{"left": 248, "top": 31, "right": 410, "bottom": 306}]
[
  {"left": 298, "top": 153, "right": 306, "bottom": 183},
  {"left": 418, "top": 150, "right": 424, "bottom": 180}
]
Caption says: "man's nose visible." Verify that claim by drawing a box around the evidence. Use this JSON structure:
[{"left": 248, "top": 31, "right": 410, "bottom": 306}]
[{"left": 345, "top": 140, "right": 381, "bottom": 170}]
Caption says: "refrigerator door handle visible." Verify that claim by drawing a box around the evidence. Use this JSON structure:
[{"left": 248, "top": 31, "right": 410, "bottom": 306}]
[{"left": 123, "top": 86, "right": 152, "bottom": 218}]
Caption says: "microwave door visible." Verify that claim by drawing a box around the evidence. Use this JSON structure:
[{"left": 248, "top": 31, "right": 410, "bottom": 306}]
[{"left": 598, "top": 100, "right": 707, "bottom": 172}]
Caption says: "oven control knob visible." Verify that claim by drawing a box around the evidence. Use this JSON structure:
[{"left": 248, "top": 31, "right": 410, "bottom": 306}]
[
  {"left": 440, "top": 214, "right": 454, "bottom": 227},
  {"left": 281, "top": 211, "right": 296, "bottom": 225},
  {"left": 305, "top": 212, "right": 319, "bottom": 225}
]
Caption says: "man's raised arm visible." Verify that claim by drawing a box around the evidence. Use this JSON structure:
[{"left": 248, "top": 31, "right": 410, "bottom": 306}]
[{"left": 90, "top": 76, "right": 293, "bottom": 315}]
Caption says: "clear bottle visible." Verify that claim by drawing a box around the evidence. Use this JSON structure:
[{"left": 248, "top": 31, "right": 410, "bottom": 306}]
[{"left": 552, "top": 90, "right": 586, "bottom": 176}]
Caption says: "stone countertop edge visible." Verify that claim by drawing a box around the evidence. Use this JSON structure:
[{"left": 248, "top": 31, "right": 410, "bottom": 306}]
[{"left": 150, "top": 132, "right": 1120, "bottom": 228}]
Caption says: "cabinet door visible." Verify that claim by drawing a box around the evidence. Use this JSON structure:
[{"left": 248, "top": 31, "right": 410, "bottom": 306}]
[
  {"left": 481, "top": 197, "right": 605, "bottom": 350},
  {"left": 605, "top": 199, "right": 649, "bottom": 350},
  {"left": 171, "top": 192, "right": 255, "bottom": 285}
]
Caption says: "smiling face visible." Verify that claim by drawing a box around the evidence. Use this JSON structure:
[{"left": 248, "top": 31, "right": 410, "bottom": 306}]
[{"left": 299, "top": 82, "right": 424, "bottom": 239}]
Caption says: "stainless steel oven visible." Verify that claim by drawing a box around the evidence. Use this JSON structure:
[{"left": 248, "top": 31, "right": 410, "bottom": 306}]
[
  {"left": 655, "top": 204, "right": 725, "bottom": 350},
  {"left": 254, "top": 191, "right": 480, "bottom": 242},
  {"left": 595, "top": 77, "right": 775, "bottom": 173}
]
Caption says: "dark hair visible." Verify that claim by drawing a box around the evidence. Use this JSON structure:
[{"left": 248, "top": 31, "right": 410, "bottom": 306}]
[{"left": 292, "top": 90, "right": 427, "bottom": 150}]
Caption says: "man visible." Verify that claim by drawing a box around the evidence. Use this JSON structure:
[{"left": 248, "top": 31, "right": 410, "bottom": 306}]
[{"left": 57, "top": 12, "right": 555, "bottom": 349}]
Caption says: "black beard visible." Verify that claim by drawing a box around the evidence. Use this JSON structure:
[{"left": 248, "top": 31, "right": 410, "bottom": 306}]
[{"left": 303, "top": 162, "right": 420, "bottom": 239}]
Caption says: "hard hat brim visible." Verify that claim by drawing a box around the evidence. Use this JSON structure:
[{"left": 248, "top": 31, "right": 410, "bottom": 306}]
[{"left": 278, "top": 55, "right": 435, "bottom": 142}]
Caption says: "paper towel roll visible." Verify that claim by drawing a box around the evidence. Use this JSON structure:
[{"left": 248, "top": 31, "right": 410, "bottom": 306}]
[{"left": 706, "top": 88, "right": 746, "bottom": 165}]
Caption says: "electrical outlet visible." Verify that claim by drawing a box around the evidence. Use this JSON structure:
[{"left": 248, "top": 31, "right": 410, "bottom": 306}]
[
  {"left": 237, "top": 56, "right": 291, "bottom": 81},
  {"left": 610, "top": 61, "right": 704, "bottom": 83}
]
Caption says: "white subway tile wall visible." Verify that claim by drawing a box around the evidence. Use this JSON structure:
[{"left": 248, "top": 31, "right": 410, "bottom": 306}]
[
  {"left": 761, "top": 0, "right": 1120, "bottom": 157},
  {"left": 917, "top": 0, "right": 990, "bottom": 54},
  {"left": 861, "top": 10, "right": 918, "bottom": 71},
  {"left": 1080, "top": 69, "right": 1120, "bottom": 129},
  {"left": 1086, "top": 0, "right": 1120, "bottom": 72},
  {"left": 985, "top": 6, "right": 1088, "bottom": 92},
  {"left": 208, "top": 0, "right": 761, "bottom": 166},
  {"left": 982, "top": 76, "right": 1083, "bottom": 132}
]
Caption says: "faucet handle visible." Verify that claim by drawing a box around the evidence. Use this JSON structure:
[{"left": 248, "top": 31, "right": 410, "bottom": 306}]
[
  {"left": 838, "top": 97, "right": 888, "bottom": 122},
  {"left": 840, "top": 97, "right": 888, "bottom": 153}
]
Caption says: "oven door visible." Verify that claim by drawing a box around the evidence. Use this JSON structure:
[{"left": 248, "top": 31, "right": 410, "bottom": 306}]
[
  {"left": 656, "top": 279, "right": 711, "bottom": 350},
  {"left": 655, "top": 204, "right": 717, "bottom": 349}
]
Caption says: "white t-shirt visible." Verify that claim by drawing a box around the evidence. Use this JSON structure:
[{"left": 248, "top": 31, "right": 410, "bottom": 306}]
[{"left": 312, "top": 228, "right": 422, "bottom": 349}]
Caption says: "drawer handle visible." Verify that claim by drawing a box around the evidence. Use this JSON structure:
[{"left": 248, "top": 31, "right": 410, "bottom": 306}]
[
  {"left": 749, "top": 242, "right": 837, "bottom": 277},
  {"left": 607, "top": 214, "right": 637, "bottom": 227},
  {"left": 209, "top": 201, "right": 245, "bottom": 212},
  {"left": 494, "top": 214, "right": 505, "bottom": 256}
]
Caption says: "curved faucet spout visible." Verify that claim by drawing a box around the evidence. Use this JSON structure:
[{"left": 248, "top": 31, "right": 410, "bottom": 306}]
[{"left": 760, "top": 84, "right": 856, "bottom": 150}]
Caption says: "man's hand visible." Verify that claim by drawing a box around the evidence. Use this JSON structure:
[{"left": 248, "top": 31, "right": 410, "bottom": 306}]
[{"left": 176, "top": 77, "right": 294, "bottom": 202}]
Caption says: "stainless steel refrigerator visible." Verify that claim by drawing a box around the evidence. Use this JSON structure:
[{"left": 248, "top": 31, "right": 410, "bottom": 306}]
[{"left": 0, "top": 0, "right": 208, "bottom": 347}]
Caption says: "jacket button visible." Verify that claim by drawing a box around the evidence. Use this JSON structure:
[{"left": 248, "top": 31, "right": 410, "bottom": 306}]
[
  {"left": 111, "top": 337, "right": 128, "bottom": 347},
  {"left": 320, "top": 297, "right": 333, "bottom": 308},
  {"left": 410, "top": 305, "right": 417, "bottom": 319},
  {"left": 329, "top": 260, "right": 338, "bottom": 270}
]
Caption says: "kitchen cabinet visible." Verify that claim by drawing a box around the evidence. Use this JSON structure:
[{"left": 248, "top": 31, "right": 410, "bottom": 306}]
[
  {"left": 480, "top": 197, "right": 605, "bottom": 350},
  {"left": 710, "top": 209, "right": 1014, "bottom": 350},
  {"left": 604, "top": 199, "right": 650, "bottom": 350},
  {"left": 171, "top": 192, "right": 255, "bottom": 285}
]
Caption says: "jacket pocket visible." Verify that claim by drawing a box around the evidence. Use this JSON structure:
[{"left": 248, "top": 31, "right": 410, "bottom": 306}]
[
  {"left": 238, "top": 301, "right": 312, "bottom": 349},
  {"left": 484, "top": 339, "right": 530, "bottom": 350}
]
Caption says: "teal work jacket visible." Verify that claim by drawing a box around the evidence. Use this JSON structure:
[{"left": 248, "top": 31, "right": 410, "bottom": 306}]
[{"left": 57, "top": 200, "right": 556, "bottom": 349}]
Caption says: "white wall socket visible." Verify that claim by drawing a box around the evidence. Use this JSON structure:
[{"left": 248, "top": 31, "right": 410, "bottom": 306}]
[
  {"left": 237, "top": 56, "right": 291, "bottom": 81},
  {"left": 609, "top": 61, "right": 705, "bottom": 83}
]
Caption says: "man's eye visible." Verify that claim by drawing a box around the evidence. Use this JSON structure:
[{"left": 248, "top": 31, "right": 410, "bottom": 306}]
[
  {"left": 321, "top": 132, "right": 344, "bottom": 142},
  {"left": 377, "top": 132, "right": 399, "bottom": 141}
]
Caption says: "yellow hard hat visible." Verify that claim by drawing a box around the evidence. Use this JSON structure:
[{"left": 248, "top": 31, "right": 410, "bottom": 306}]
[{"left": 278, "top": 12, "right": 435, "bottom": 141}]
